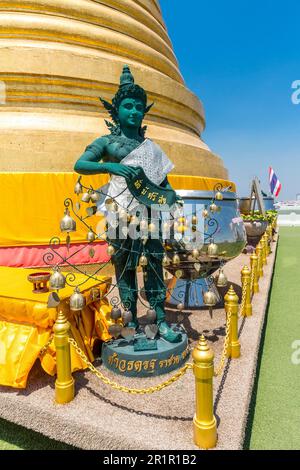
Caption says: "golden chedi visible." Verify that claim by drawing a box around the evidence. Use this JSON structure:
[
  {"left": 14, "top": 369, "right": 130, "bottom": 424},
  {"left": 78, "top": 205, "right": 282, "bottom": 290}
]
[{"left": 0, "top": 0, "right": 227, "bottom": 177}]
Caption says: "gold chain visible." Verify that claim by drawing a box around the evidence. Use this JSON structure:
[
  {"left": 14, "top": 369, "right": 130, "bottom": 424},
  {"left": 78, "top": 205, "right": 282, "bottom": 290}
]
[
  {"left": 250, "top": 266, "right": 255, "bottom": 298},
  {"left": 239, "top": 281, "right": 248, "bottom": 318},
  {"left": 214, "top": 310, "right": 232, "bottom": 377},
  {"left": 68, "top": 337, "right": 193, "bottom": 394},
  {"left": 39, "top": 334, "right": 54, "bottom": 356}
]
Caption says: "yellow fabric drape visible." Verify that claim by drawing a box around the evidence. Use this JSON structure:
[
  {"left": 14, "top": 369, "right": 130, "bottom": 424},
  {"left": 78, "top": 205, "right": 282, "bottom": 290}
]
[
  {"left": 0, "top": 266, "right": 112, "bottom": 388},
  {"left": 0, "top": 172, "right": 236, "bottom": 247}
]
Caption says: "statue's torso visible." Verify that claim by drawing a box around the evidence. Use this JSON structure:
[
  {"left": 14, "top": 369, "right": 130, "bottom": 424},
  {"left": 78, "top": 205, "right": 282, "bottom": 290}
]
[{"left": 101, "top": 135, "right": 145, "bottom": 163}]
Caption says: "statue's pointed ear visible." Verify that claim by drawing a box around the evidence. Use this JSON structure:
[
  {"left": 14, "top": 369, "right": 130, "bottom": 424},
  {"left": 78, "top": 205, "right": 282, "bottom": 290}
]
[
  {"left": 145, "top": 102, "right": 154, "bottom": 114},
  {"left": 99, "top": 97, "right": 118, "bottom": 125}
]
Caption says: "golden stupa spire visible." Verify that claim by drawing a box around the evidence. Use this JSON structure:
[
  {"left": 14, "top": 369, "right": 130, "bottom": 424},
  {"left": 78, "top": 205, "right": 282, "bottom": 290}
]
[{"left": 0, "top": 0, "right": 227, "bottom": 178}]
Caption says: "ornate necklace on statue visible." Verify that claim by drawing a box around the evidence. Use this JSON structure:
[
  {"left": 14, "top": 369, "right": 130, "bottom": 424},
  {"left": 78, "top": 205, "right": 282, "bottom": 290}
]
[{"left": 106, "top": 134, "right": 145, "bottom": 154}]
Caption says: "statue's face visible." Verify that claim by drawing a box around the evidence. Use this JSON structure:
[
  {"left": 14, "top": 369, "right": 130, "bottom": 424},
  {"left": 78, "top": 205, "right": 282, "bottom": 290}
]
[{"left": 118, "top": 98, "right": 145, "bottom": 130}]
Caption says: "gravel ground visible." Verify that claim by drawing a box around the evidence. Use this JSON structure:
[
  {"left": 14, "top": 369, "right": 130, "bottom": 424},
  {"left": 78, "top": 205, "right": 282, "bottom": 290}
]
[{"left": 0, "top": 235, "right": 278, "bottom": 450}]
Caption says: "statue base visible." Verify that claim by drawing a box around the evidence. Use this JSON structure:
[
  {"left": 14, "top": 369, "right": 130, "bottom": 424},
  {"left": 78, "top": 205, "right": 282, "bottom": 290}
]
[{"left": 101, "top": 326, "right": 189, "bottom": 378}]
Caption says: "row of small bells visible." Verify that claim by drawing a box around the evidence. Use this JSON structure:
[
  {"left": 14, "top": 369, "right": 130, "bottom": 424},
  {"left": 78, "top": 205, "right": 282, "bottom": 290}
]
[{"left": 58, "top": 181, "right": 227, "bottom": 313}]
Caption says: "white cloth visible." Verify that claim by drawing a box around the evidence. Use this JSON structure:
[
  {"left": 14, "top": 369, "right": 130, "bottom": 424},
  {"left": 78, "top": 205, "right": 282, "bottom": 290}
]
[{"left": 97, "top": 139, "right": 174, "bottom": 214}]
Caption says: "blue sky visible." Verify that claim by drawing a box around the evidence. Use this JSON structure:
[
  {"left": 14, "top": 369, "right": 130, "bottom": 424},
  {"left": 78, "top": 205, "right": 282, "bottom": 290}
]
[{"left": 160, "top": 0, "right": 300, "bottom": 200}]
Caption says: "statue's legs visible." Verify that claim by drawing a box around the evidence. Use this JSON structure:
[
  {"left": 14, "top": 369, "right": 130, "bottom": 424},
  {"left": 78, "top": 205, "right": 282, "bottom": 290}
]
[
  {"left": 115, "top": 264, "right": 138, "bottom": 328},
  {"left": 143, "top": 258, "right": 182, "bottom": 343}
]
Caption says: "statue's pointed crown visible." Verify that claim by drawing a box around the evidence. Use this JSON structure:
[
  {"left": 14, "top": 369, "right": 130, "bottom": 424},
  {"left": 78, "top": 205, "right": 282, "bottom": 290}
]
[{"left": 99, "top": 65, "right": 154, "bottom": 136}]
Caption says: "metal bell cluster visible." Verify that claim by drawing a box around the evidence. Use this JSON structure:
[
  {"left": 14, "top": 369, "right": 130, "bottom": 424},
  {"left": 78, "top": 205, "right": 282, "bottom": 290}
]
[
  {"left": 69, "top": 287, "right": 86, "bottom": 311},
  {"left": 60, "top": 208, "right": 76, "bottom": 233},
  {"left": 49, "top": 267, "right": 66, "bottom": 290}
]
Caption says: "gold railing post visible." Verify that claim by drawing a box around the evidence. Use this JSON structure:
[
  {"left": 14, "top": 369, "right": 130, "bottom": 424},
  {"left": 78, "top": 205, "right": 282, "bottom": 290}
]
[
  {"left": 241, "top": 266, "right": 252, "bottom": 316},
  {"left": 53, "top": 309, "right": 75, "bottom": 404},
  {"left": 266, "top": 226, "right": 272, "bottom": 255},
  {"left": 192, "top": 335, "right": 217, "bottom": 449},
  {"left": 225, "top": 286, "right": 240, "bottom": 358},
  {"left": 256, "top": 242, "right": 263, "bottom": 279},
  {"left": 261, "top": 233, "right": 267, "bottom": 265},
  {"left": 250, "top": 252, "right": 259, "bottom": 294}
]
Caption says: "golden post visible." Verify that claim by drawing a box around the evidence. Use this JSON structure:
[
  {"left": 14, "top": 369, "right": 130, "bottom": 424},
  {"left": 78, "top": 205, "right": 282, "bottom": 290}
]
[
  {"left": 225, "top": 286, "right": 240, "bottom": 358},
  {"left": 256, "top": 242, "right": 264, "bottom": 279},
  {"left": 241, "top": 266, "right": 252, "bottom": 316},
  {"left": 261, "top": 233, "right": 267, "bottom": 265},
  {"left": 192, "top": 335, "right": 217, "bottom": 449},
  {"left": 250, "top": 252, "right": 259, "bottom": 294},
  {"left": 53, "top": 309, "right": 75, "bottom": 404},
  {"left": 266, "top": 226, "right": 272, "bottom": 255}
]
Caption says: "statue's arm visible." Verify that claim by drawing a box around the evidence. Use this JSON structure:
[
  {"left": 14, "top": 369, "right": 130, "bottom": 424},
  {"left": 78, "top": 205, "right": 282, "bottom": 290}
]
[{"left": 74, "top": 138, "right": 138, "bottom": 179}]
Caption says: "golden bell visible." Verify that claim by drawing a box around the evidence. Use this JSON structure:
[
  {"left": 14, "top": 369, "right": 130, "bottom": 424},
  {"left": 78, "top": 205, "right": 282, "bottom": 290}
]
[
  {"left": 172, "top": 253, "right": 181, "bottom": 265},
  {"left": 60, "top": 209, "right": 76, "bottom": 232},
  {"left": 177, "top": 303, "right": 184, "bottom": 311},
  {"left": 208, "top": 242, "right": 218, "bottom": 257},
  {"left": 178, "top": 216, "right": 186, "bottom": 224},
  {"left": 105, "top": 198, "right": 114, "bottom": 211},
  {"left": 177, "top": 224, "right": 186, "bottom": 233},
  {"left": 210, "top": 203, "right": 218, "bottom": 213},
  {"left": 140, "top": 219, "right": 148, "bottom": 231},
  {"left": 130, "top": 215, "right": 139, "bottom": 225},
  {"left": 139, "top": 254, "right": 148, "bottom": 267},
  {"left": 215, "top": 191, "right": 223, "bottom": 201},
  {"left": 107, "top": 244, "right": 115, "bottom": 256},
  {"left": 74, "top": 181, "right": 83, "bottom": 195},
  {"left": 81, "top": 192, "right": 91, "bottom": 203},
  {"left": 203, "top": 290, "right": 218, "bottom": 307},
  {"left": 202, "top": 209, "right": 209, "bottom": 218},
  {"left": 148, "top": 223, "right": 156, "bottom": 233},
  {"left": 162, "top": 255, "right": 170, "bottom": 267},
  {"left": 192, "top": 248, "right": 200, "bottom": 259},
  {"left": 217, "top": 269, "right": 228, "bottom": 287},
  {"left": 90, "top": 191, "right": 100, "bottom": 203},
  {"left": 163, "top": 221, "right": 170, "bottom": 232},
  {"left": 192, "top": 215, "right": 198, "bottom": 225},
  {"left": 86, "top": 228, "right": 96, "bottom": 242},
  {"left": 69, "top": 287, "right": 86, "bottom": 311},
  {"left": 119, "top": 209, "right": 128, "bottom": 222},
  {"left": 49, "top": 267, "right": 66, "bottom": 290}
]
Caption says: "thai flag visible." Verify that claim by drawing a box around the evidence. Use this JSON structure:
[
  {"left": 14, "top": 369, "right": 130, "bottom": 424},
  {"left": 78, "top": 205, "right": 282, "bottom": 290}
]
[{"left": 269, "top": 167, "right": 282, "bottom": 197}]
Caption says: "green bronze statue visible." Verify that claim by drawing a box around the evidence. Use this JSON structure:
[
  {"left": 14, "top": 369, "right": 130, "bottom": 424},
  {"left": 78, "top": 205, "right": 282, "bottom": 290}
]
[{"left": 74, "top": 65, "right": 181, "bottom": 343}]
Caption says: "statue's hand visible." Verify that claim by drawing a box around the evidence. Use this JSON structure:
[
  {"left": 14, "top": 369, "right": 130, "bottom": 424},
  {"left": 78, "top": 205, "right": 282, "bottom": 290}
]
[{"left": 113, "top": 164, "right": 140, "bottom": 180}]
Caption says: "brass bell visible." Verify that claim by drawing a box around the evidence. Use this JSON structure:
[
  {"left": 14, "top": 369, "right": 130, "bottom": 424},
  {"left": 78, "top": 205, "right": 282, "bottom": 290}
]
[
  {"left": 177, "top": 303, "right": 184, "bottom": 311},
  {"left": 146, "top": 308, "right": 157, "bottom": 323},
  {"left": 203, "top": 289, "right": 218, "bottom": 318},
  {"left": 140, "top": 219, "right": 148, "bottom": 231},
  {"left": 217, "top": 269, "right": 228, "bottom": 287},
  {"left": 130, "top": 215, "right": 139, "bottom": 225},
  {"left": 74, "top": 180, "right": 83, "bottom": 195},
  {"left": 163, "top": 221, "right": 170, "bottom": 232},
  {"left": 208, "top": 241, "right": 218, "bottom": 257},
  {"left": 202, "top": 209, "right": 209, "bottom": 218},
  {"left": 172, "top": 253, "right": 180, "bottom": 265},
  {"left": 192, "top": 215, "right": 198, "bottom": 225},
  {"left": 69, "top": 287, "right": 86, "bottom": 311},
  {"left": 87, "top": 228, "right": 96, "bottom": 242},
  {"left": 107, "top": 244, "right": 115, "bottom": 256},
  {"left": 210, "top": 203, "right": 218, "bottom": 213},
  {"left": 60, "top": 209, "right": 76, "bottom": 232},
  {"left": 81, "top": 192, "right": 91, "bottom": 203},
  {"left": 215, "top": 191, "right": 223, "bottom": 201},
  {"left": 90, "top": 191, "right": 100, "bottom": 203},
  {"left": 162, "top": 255, "right": 170, "bottom": 267},
  {"left": 111, "top": 306, "right": 122, "bottom": 321},
  {"left": 192, "top": 248, "right": 200, "bottom": 259},
  {"left": 203, "top": 290, "right": 218, "bottom": 307},
  {"left": 119, "top": 209, "right": 128, "bottom": 222},
  {"left": 139, "top": 254, "right": 148, "bottom": 267},
  {"left": 49, "top": 267, "right": 66, "bottom": 290},
  {"left": 148, "top": 223, "right": 156, "bottom": 233},
  {"left": 177, "top": 224, "right": 186, "bottom": 233}
]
